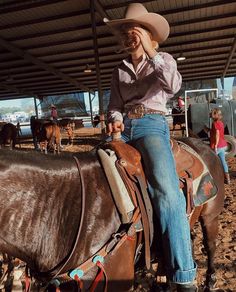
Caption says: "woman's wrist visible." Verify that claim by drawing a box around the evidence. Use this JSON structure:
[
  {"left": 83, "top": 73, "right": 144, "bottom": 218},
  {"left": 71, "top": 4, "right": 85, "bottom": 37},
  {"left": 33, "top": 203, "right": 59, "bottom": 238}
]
[{"left": 147, "top": 49, "right": 158, "bottom": 58}]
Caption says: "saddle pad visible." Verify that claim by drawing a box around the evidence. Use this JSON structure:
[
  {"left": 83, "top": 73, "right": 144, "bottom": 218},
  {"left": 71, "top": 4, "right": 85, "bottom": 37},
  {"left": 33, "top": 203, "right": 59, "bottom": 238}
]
[
  {"left": 98, "top": 148, "right": 135, "bottom": 223},
  {"left": 178, "top": 141, "right": 218, "bottom": 206}
]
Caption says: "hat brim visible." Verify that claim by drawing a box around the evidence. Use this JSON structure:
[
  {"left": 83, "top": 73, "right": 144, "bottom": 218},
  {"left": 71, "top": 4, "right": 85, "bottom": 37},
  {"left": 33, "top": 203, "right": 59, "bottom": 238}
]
[{"left": 104, "top": 13, "right": 170, "bottom": 43}]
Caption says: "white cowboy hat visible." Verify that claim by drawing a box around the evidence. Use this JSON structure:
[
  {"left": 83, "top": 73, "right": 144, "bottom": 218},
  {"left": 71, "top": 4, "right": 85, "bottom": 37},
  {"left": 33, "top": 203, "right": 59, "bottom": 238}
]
[
  {"left": 104, "top": 3, "right": 170, "bottom": 43},
  {"left": 51, "top": 104, "right": 56, "bottom": 108}
]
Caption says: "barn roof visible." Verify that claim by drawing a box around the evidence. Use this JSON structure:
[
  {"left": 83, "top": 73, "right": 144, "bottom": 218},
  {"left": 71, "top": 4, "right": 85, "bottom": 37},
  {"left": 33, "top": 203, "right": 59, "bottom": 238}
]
[{"left": 0, "top": 0, "right": 235, "bottom": 101}]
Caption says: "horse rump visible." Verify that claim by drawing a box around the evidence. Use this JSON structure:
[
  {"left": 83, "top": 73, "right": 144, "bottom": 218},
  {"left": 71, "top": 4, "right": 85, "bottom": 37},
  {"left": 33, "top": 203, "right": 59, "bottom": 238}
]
[{"left": 0, "top": 123, "right": 17, "bottom": 149}]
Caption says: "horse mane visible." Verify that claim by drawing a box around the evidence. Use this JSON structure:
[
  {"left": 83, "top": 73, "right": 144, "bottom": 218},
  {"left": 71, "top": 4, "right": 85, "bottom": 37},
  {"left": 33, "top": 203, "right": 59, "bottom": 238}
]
[{"left": 0, "top": 149, "right": 97, "bottom": 171}]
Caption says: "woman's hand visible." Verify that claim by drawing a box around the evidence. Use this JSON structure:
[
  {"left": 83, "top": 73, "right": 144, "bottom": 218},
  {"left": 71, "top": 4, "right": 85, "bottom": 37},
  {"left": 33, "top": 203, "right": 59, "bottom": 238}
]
[
  {"left": 133, "top": 27, "right": 158, "bottom": 58},
  {"left": 107, "top": 121, "right": 124, "bottom": 136}
]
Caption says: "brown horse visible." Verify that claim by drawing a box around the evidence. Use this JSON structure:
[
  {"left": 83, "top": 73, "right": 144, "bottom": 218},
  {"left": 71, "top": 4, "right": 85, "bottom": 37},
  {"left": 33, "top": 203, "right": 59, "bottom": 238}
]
[
  {"left": 0, "top": 123, "right": 17, "bottom": 149},
  {"left": 39, "top": 123, "right": 61, "bottom": 154},
  {"left": 0, "top": 138, "right": 224, "bottom": 291},
  {"left": 30, "top": 117, "right": 61, "bottom": 154}
]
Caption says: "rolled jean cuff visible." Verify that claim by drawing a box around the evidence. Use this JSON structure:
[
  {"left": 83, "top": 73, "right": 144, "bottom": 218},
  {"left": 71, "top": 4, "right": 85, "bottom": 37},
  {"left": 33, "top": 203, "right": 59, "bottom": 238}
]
[{"left": 170, "top": 263, "right": 197, "bottom": 284}]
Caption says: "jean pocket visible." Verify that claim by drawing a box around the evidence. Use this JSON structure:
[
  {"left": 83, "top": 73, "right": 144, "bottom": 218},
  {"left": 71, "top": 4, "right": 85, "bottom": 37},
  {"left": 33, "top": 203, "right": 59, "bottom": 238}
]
[{"left": 141, "top": 115, "right": 167, "bottom": 134}]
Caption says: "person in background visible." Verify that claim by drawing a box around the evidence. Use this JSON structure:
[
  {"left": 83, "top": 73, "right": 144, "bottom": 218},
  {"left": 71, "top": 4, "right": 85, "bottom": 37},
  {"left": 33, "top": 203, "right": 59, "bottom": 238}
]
[
  {"left": 50, "top": 104, "right": 58, "bottom": 121},
  {"left": 210, "top": 108, "right": 230, "bottom": 184},
  {"left": 178, "top": 96, "right": 185, "bottom": 110},
  {"left": 106, "top": 3, "right": 197, "bottom": 291}
]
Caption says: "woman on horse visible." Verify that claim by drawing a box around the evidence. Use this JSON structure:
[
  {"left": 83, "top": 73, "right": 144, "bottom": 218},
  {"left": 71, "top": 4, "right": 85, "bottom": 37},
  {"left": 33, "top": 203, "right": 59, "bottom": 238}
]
[{"left": 106, "top": 3, "right": 197, "bottom": 291}]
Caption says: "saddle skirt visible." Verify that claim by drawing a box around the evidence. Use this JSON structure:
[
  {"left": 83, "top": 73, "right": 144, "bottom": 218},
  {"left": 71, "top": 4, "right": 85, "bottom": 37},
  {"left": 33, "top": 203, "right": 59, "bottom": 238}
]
[{"left": 171, "top": 139, "right": 218, "bottom": 209}]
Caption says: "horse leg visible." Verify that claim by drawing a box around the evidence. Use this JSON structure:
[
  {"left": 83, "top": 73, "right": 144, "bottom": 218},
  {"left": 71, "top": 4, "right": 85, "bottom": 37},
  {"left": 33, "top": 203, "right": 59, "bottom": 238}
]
[
  {"left": 172, "top": 125, "right": 175, "bottom": 137},
  {"left": 45, "top": 141, "right": 48, "bottom": 154},
  {"left": 10, "top": 140, "right": 13, "bottom": 150},
  {"left": 200, "top": 216, "right": 219, "bottom": 290}
]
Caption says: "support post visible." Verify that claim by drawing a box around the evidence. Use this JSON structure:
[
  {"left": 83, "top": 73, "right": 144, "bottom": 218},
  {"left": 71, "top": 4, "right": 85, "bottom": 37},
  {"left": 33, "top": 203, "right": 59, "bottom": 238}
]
[
  {"left": 90, "top": 0, "right": 105, "bottom": 134},
  {"left": 89, "top": 91, "right": 94, "bottom": 126},
  {"left": 34, "top": 96, "right": 39, "bottom": 118}
]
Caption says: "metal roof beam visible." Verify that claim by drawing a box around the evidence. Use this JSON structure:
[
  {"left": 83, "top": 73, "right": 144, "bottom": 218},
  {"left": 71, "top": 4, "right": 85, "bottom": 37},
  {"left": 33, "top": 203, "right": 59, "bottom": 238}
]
[
  {"left": 31, "top": 43, "right": 231, "bottom": 59},
  {"left": 0, "top": 36, "right": 91, "bottom": 93},
  {"left": 180, "top": 66, "right": 224, "bottom": 74},
  {"left": 170, "top": 24, "right": 236, "bottom": 39},
  {"left": 222, "top": 37, "right": 236, "bottom": 78},
  {"left": 0, "top": 43, "right": 232, "bottom": 77},
  {"left": 0, "top": 0, "right": 65, "bottom": 14},
  {"left": 104, "top": 0, "right": 235, "bottom": 14},
  {"left": 20, "top": 27, "right": 234, "bottom": 51},
  {"left": 171, "top": 12, "right": 236, "bottom": 27},
  {"left": 0, "top": 0, "right": 233, "bottom": 31},
  {"left": 183, "top": 74, "right": 234, "bottom": 82},
  {"left": 0, "top": 10, "right": 90, "bottom": 30},
  {"left": 7, "top": 22, "right": 235, "bottom": 47},
  {"left": 0, "top": 82, "right": 37, "bottom": 98},
  {"left": 94, "top": 0, "right": 109, "bottom": 20}
]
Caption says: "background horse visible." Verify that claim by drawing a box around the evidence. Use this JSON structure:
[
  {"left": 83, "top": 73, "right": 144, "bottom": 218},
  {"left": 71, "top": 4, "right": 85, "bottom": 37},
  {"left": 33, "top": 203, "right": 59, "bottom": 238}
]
[
  {"left": 0, "top": 138, "right": 224, "bottom": 291},
  {"left": 0, "top": 123, "right": 17, "bottom": 149},
  {"left": 30, "top": 117, "right": 61, "bottom": 153},
  {"left": 39, "top": 123, "right": 61, "bottom": 154},
  {"left": 58, "top": 119, "right": 75, "bottom": 145}
]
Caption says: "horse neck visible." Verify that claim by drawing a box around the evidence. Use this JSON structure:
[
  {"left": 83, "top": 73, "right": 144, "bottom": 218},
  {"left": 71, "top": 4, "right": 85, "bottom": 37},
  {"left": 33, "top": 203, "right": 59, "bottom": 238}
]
[
  {"left": 0, "top": 151, "right": 121, "bottom": 276},
  {"left": 0, "top": 155, "right": 82, "bottom": 273}
]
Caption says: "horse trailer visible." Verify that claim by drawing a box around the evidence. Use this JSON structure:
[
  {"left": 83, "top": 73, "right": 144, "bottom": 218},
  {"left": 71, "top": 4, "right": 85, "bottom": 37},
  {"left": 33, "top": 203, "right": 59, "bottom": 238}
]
[{"left": 188, "top": 99, "right": 236, "bottom": 157}]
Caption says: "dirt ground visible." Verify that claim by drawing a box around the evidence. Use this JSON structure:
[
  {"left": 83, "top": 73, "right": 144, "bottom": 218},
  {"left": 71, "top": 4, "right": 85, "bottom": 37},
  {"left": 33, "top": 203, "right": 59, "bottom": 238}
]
[{"left": 1, "top": 131, "right": 236, "bottom": 291}]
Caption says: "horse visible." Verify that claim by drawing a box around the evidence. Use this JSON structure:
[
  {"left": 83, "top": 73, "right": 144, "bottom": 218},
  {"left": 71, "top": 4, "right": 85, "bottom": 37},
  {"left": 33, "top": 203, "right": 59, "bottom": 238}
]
[
  {"left": 171, "top": 107, "right": 186, "bottom": 136},
  {"left": 39, "top": 123, "right": 61, "bottom": 154},
  {"left": 0, "top": 137, "right": 224, "bottom": 291},
  {"left": 0, "top": 123, "right": 17, "bottom": 149},
  {"left": 30, "top": 117, "right": 61, "bottom": 154},
  {"left": 58, "top": 119, "right": 75, "bottom": 145}
]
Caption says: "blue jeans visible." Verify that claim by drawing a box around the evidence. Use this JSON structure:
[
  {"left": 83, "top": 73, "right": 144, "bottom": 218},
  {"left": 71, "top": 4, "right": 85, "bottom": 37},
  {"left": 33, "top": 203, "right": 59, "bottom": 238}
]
[
  {"left": 216, "top": 146, "right": 228, "bottom": 173},
  {"left": 122, "top": 114, "right": 196, "bottom": 283}
]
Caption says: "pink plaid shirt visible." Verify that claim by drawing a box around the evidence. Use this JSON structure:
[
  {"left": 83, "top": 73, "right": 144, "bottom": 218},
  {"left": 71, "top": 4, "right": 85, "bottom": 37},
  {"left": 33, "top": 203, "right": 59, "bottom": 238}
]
[{"left": 108, "top": 52, "right": 182, "bottom": 122}]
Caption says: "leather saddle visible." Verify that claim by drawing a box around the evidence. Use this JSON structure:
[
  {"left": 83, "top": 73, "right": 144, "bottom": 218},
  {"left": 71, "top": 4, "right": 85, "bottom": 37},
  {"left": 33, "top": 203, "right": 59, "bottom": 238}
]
[
  {"left": 99, "top": 138, "right": 217, "bottom": 270},
  {"left": 102, "top": 138, "right": 216, "bottom": 218}
]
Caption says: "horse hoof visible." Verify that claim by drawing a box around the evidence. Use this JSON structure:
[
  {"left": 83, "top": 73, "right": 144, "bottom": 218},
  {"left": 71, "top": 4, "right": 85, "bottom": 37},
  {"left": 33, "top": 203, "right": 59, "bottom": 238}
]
[{"left": 204, "top": 273, "right": 222, "bottom": 292}]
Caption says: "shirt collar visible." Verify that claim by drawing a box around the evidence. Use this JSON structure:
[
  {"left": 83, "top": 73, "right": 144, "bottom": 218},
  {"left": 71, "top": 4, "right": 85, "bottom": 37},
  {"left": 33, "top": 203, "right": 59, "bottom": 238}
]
[{"left": 122, "top": 53, "right": 148, "bottom": 73}]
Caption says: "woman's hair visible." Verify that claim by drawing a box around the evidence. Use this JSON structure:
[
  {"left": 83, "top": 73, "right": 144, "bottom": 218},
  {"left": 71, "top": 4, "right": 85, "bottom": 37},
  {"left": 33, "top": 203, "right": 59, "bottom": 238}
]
[{"left": 211, "top": 108, "right": 222, "bottom": 121}]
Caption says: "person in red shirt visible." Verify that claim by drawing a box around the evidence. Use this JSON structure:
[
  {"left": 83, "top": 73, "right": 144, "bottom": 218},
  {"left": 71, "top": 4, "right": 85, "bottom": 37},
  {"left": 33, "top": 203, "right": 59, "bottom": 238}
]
[
  {"left": 210, "top": 108, "right": 230, "bottom": 184},
  {"left": 50, "top": 104, "right": 58, "bottom": 121}
]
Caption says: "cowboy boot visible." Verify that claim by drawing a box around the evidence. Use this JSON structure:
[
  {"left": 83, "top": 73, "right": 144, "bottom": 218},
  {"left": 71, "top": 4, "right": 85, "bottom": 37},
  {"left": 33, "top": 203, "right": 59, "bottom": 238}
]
[{"left": 224, "top": 173, "right": 230, "bottom": 185}]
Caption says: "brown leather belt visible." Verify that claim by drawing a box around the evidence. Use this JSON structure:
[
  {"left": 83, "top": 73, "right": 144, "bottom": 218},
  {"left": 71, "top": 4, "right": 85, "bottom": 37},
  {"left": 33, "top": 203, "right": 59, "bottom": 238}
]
[{"left": 124, "top": 104, "right": 165, "bottom": 119}]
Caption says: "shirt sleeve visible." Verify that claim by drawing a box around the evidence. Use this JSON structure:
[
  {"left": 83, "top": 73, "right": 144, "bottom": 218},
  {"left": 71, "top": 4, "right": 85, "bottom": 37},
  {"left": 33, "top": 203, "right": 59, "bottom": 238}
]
[
  {"left": 149, "top": 52, "right": 182, "bottom": 95},
  {"left": 107, "top": 67, "right": 124, "bottom": 123}
]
